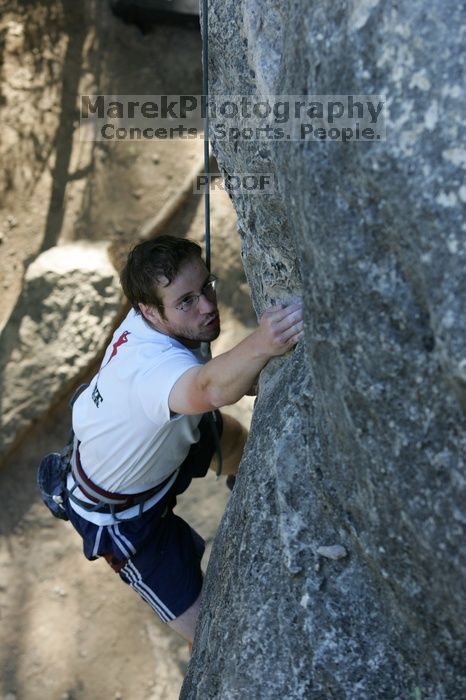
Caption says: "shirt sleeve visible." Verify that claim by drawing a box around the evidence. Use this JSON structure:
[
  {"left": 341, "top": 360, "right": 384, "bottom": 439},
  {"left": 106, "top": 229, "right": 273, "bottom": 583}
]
[{"left": 137, "top": 346, "right": 202, "bottom": 423}]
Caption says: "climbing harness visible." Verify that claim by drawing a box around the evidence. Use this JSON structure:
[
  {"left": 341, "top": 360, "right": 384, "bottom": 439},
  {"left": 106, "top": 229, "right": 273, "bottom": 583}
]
[
  {"left": 68, "top": 438, "right": 177, "bottom": 516},
  {"left": 37, "top": 443, "right": 176, "bottom": 522},
  {"left": 36, "top": 383, "right": 177, "bottom": 521},
  {"left": 37, "top": 380, "right": 222, "bottom": 524}
]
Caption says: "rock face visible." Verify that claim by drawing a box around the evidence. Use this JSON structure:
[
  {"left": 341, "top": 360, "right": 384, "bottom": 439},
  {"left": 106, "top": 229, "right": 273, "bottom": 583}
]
[
  {"left": 181, "top": 1, "right": 466, "bottom": 698},
  {"left": 0, "top": 243, "right": 122, "bottom": 464}
]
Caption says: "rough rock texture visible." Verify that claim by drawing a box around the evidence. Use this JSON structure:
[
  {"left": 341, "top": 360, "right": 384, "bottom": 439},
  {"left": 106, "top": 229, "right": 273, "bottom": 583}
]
[
  {"left": 181, "top": 1, "right": 466, "bottom": 698},
  {"left": 0, "top": 242, "right": 121, "bottom": 464}
]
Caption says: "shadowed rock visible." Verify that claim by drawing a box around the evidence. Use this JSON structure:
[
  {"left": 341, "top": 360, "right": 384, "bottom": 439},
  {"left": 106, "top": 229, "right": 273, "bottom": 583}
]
[{"left": 0, "top": 243, "right": 121, "bottom": 464}]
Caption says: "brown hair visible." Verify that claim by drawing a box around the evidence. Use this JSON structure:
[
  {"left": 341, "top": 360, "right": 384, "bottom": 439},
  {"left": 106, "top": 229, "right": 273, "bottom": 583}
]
[{"left": 120, "top": 235, "right": 203, "bottom": 316}]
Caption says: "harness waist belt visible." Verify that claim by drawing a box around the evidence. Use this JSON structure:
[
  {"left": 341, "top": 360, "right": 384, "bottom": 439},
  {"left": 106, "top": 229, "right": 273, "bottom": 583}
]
[{"left": 71, "top": 441, "right": 174, "bottom": 512}]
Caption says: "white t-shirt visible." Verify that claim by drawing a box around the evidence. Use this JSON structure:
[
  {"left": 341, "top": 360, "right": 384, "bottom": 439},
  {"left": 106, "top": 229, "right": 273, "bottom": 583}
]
[{"left": 70, "top": 309, "right": 208, "bottom": 503}]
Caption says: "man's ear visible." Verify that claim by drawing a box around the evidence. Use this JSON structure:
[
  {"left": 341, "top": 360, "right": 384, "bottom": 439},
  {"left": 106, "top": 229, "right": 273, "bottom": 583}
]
[{"left": 138, "top": 303, "right": 163, "bottom": 328}]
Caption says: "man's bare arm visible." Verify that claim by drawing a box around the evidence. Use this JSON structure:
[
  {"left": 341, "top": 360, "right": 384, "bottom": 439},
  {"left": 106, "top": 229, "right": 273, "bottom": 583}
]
[{"left": 169, "top": 303, "right": 303, "bottom": 415}]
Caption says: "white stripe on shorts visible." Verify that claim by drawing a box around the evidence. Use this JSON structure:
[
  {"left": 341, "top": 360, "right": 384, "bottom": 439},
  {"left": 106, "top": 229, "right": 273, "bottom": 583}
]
[
  {"left": 92, "top": 526, "right": 103, "bottom": 558},
  {"left": 108, "top": 524, "right": 137, "bottom": 559},
  {"left": 122, "top": 560, "right": 176, "bottom": 622}
]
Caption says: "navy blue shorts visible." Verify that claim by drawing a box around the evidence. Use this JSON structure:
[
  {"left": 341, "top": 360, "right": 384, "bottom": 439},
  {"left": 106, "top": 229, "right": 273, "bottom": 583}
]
[{"left": 65, "top": 411, "right": 223, "bottom": 622}]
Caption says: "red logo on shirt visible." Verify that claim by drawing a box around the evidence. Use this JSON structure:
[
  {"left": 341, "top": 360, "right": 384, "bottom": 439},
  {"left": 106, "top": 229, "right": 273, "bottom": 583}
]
[{"left": 102, "top": 330, "right": 130, "bottom": 368}]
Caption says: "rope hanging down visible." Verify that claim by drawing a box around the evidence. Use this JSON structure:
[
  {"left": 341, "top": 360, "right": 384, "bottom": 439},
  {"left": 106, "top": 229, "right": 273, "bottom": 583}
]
[
  {"left": 202, "top": 0, "right": 223, "bottom": 479},
  {"left": 202, "top": 0, "right": 211, "bottom": 272}
]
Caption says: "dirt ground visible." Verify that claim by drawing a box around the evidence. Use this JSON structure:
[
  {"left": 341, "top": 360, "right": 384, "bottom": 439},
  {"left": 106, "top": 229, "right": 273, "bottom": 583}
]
[{"left": 0, "top": 3, "right": 255, "bottom": 699}]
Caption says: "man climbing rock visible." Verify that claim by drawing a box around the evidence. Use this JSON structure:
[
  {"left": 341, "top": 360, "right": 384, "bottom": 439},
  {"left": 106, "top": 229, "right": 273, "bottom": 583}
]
[{"left": 60, "top": 235, "right": 303, "bottom": 644}]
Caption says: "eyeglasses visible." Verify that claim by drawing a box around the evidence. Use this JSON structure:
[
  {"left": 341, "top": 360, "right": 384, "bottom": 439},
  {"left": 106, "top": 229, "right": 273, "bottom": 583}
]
[{"left": 168, "top": 275, "right": 218, "bottom": 313}]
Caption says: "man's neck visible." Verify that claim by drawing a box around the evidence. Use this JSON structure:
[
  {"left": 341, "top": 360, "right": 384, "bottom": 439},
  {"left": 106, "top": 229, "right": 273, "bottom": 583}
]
[{"left": 140, "top": 314, "right": 200, "bottom": 350}]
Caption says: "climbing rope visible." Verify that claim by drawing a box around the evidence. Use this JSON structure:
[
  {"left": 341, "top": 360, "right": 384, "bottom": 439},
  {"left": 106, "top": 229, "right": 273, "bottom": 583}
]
[
  {"left": 202, "top": 0, "right": 223, "bottom": 479},
  {"left": 202, "top": 0, "right": 211, "bottom": 272}
]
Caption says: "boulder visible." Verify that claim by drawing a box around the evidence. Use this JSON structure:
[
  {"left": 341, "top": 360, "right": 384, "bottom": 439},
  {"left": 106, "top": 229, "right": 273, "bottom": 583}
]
[
  {"left": 0, "top": 242, "right": 122, "bottom": 464},
  {"left": 181, "top": 1, "right": 466, "bottom": 698}
]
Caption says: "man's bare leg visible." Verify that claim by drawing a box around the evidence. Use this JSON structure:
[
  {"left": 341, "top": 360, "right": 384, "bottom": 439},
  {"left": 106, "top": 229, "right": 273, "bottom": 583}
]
[
  {"left": 167, "top": 593, "right": 202, "bottom": 645},
  {"left": 209, "top": 412, "right": 248, "bottom": 476}
]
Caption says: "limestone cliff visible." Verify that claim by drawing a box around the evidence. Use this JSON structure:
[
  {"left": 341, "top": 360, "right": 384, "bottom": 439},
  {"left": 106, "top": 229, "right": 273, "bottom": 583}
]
[{"left": 181, "top": 1, "right": 466, "bottom": 698}]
